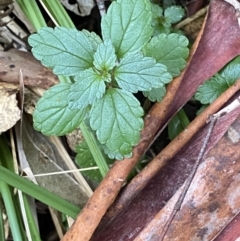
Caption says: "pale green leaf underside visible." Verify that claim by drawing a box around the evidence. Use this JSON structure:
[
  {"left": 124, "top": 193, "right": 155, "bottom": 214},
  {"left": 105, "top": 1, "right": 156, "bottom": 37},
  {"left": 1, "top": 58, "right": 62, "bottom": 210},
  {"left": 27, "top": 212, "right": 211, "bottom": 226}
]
[
  {"left": 101, "top": 0, "right": 153, "bottom": 58},
  {"left": 90, "top": 88, "right": 144, "bottom": 159},
  {"left": 68, "top": 69, "right": 106, "bottom": 109},
  {"left": 143, "top": 33, "right": 189, "bottom": 76},
  {"left": 143, "top": 86, "right": 166, "bottom": 102},
  {"left": 93, "top": 39, "right": 117, "bottom": 71},
  {"left": 115, "top": 54, "right": 172, "bottom": 93},
  {"left": 28, "top": 27, "right": 97, "bottom": 76},
  {"left": 33, "top": 83, "right": 86, "bottom": 135},
  {"left": 164, "top": 6, "right": 185, "bottom": 24}
]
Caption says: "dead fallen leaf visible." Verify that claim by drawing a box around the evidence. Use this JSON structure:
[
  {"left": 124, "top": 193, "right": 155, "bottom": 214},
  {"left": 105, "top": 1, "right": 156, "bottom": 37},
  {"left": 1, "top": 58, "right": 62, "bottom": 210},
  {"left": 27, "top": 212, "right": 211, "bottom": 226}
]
[
  {"left": 22, "top": 117, "right": 89, "bottom": 207},
  {"left": 0, "top": 82, "right": 20, "bottom": 133},
  {"left": 0, "top": 50, "right": 58, "bottom": 89}
]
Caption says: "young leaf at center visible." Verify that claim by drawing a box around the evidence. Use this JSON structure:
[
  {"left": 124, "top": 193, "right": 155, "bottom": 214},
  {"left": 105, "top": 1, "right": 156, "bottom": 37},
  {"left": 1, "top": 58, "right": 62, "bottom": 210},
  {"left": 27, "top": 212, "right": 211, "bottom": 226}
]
[
  {"left": 68, "top": 69, "right": 106, "bottom": 109},
  {"left": 90, "top": 88, "right": 144, "bottom": 159},
  {"left": 93, "top": 39, "right": 117, "bottom": 72},
  {"left": 33, "top": 83, "right": 87, "bottom": 135},
  {"left": 114, "top": 53, "right": 172, "bottom": 93}
]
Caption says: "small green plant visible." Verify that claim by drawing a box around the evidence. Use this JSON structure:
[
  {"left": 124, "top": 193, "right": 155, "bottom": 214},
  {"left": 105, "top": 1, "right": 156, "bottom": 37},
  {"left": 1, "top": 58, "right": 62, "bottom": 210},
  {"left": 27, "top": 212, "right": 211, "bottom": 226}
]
[
  {"left": 151, "top": 3, "right": 185, "bottom": 35},
  {"left": 29, "top": 0, "right": 189, "bottom": 159},
  {"left": 195, "top": 56, "right": 240, "bottom": 105}
]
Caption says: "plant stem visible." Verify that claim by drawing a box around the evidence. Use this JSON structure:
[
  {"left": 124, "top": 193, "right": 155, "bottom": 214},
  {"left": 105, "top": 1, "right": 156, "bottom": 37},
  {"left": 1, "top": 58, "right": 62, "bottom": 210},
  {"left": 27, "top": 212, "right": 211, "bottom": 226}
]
[
  {"left": 22, "top": 193, "right": 42, "bottom": 241},
  {"left": 39, "top": 0, "right": 75, "bottom": 28},
  {"left": 80, "top": 122, "right": 109, "bottom": 177},
  {"left": 0, "top": 167, "right": 80, "bottom": 219},
  {"left": 0, "top": 201, "right": 5, "bottom": 241},
  {"left": 15, "top": 0, "right": 46, "bottom": 31},
  {"left": 0, "top": 181, "right": 23, "bottom": 241}
]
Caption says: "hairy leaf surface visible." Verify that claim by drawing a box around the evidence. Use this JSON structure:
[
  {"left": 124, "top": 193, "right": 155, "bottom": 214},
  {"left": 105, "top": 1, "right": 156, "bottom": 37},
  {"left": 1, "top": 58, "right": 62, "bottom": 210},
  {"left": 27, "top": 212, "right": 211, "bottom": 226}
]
[
  {"left": 143, "top": 33, "right": 189, "bottom": 76},
  {"left": 28, "top": 27, "right": 98, "bottom": 76},
  {"left": 68, "top": 69, "right": 106, "bottom": 109},
  {"left": 33, "top": 83, "right": 86, "bottom": 135},
  {"left": 114, "top": 53, "right": 172, "bottom": 93},
  {"left": 90, "top": 88, "right": 144, "bottom": 159},
  {"left": 93, "top": 39, "right": 117, "bottom": 71},
  {"left": 82, "top": 29, "right": 102, "bottom": 51},
  {"left": 101, "top": 0, "right": 153, "bottom": 58}
]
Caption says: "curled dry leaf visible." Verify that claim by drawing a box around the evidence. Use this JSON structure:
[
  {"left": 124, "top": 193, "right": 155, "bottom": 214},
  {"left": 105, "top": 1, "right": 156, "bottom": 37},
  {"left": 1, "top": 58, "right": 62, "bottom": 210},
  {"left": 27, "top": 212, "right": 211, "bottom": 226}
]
[
  {"left": 0, "top": 82, "right": 20, "bottom": 133},
  {"left": 60, "top": 0, "right": 95, "bottom": 17}
]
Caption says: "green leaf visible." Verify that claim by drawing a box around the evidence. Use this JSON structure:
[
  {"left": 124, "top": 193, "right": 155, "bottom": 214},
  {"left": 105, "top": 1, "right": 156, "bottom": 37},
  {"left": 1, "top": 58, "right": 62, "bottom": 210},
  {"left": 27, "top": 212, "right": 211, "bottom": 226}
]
[
  {"left": 102, "top": 144, "right": 132, "bottom": 160},
  {"left": 195, "top": 75, "right": 229, "bottom": 104},
  {"left": 143, "top": 33, "right": 189, "bottom": 76},
  {"left": 168, "top": 108, "right": 189, "bottom": 140},
  {"left": 0, "top": 166, "right": 80, "bottom": 219},
  {"left": 151, "top": 3, "right": 163, "bottom": 18},
  {"left": 68, "top": 69, "right": 106, "bottom": 109},
  {"left": 28, "top": 27, "right": 97, "bottom": 76},
  {"left": 33, "top": 83, "right": 87, "bottom": 135},
  {"left": 82, "top": 29, "right": 103, "bottom": 51},
  {"left": 114, "top": 53, "right": 172, "bottom": 93},
  {"left": 164, "top": 6, "right": 185, "bottom": 24},
  {"left": 195, "top": 56, "right": 240, "bottom": 104},
  {"left": 101, "top": 0, "right": 153, "bottom": 58},
  {"left": 75, "top": 141, "right": 112, "bottom": 183},
  {"left": 93, "top": 39, "right": 117, "bottom": 71},
  {"left": 143, "top": 86, "right": 166, "bottom": 102},
  {"left": 90, "top": 88, "right": 144, "bottom": 159},
  {"left": 162, "top": 0, "right": 176, "bottom": 9},
  {"left": 221, "top": 56, "right": 240, "bottom": 81},
  {"left": 196, "top": 105, "right": 208, "bottom": 115}
]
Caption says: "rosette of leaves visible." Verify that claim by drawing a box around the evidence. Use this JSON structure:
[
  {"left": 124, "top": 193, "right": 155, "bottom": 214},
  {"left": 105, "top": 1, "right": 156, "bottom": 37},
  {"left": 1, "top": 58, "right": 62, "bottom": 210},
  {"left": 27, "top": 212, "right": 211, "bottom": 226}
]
[
  {"left": 28, "top": 0, "right": 189, "bottom": 159},
  {"left": 151, "top": 3, "right": 185, "bottom": 36}
]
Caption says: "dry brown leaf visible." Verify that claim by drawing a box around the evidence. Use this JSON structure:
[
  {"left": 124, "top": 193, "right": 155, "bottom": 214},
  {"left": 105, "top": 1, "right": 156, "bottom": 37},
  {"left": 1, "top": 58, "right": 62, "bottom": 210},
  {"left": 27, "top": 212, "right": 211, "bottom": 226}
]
[
  {"left": 0, "top": 82, "right": 20, "bottom": 133},
  {"left": 22, "top": 118, "right": 90, "bottom": 207}
]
